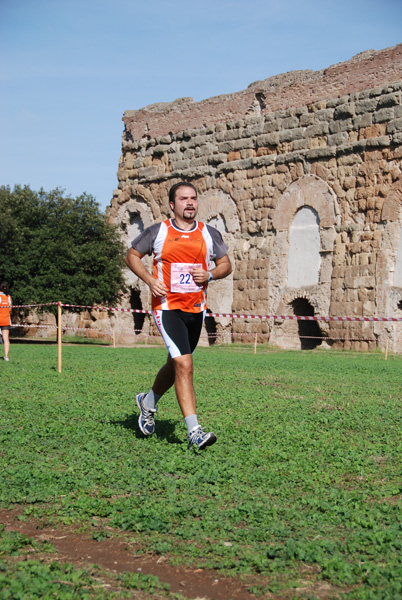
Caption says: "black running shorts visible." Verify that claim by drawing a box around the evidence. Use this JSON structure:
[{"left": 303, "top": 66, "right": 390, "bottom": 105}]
[{"left": 152, "top": 309, "right": 205, "bottom": 358}]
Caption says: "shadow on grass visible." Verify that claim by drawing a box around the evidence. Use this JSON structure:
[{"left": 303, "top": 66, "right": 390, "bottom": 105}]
[
  {"left": 10, "top": 337, "right": 57, "bottom": 344},
  {"left": 112, "top": 413, "right": 182, "bottom": 445}
]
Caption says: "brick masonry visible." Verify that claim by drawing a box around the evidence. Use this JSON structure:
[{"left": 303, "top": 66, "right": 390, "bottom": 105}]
[{"left": 108, "top": 44, "right": 402, "bottom": 351}]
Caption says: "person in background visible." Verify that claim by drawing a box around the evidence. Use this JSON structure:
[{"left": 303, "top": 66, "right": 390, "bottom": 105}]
[
  {"left": 125, "top": 182, "right": 232, "bottom": 450},
  {"left": 0, "top": 283, "right": 12, "bottom": 361}
]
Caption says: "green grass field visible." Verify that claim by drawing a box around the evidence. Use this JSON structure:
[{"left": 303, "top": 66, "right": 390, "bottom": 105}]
[{"left": 1, "top": 343, "right": 402, "bottom": 599}]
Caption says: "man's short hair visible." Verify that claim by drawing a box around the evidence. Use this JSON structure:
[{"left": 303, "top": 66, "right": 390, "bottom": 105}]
[{"left": 169, "top": 182, "right": 197, "bottom": 206}]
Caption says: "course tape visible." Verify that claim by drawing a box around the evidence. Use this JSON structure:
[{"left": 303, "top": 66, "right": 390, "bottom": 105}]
[
  {"left": 59, "top": 304, "right": 402, "bottom": 322},
  {"left": 8, "top": 323, "right": 377, "bottom": 342},
  {"left": 3, "top": 302, "right": 402, "bottom": 322},
  {"left": 3, "top": 302, "right": 59, "bottom": 308}
]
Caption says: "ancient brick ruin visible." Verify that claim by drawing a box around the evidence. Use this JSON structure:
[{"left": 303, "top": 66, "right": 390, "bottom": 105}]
[{"left": 108, "top": 44, "right": 402, "bottom": 351}]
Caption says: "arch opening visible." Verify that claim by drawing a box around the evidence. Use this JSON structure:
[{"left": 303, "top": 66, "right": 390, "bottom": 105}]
[
  {"left": 130, "top": 288, "right": 145, "bottom": 334},
  {"left": 291, "top": 298, "right": 325, "bottom": 350},
  {"left": 204, "top": 310, "right": 217, "bottom": 346}
]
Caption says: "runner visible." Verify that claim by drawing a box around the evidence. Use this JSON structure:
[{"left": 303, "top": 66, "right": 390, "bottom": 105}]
[
  {"left": 125, "top": 182, "right": 232, "bottom": 449},
  {"left": 0, "top": 283, "right": 12, "bottom": 362}
]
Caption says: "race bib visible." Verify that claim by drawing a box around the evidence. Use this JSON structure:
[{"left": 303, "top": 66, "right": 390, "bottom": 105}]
[{"left": 171, "top": 263, "right": 203, "bottom": 293}]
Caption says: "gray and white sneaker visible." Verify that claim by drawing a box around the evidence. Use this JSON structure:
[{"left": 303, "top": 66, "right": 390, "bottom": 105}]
[
  {"left": 188, "top": 426, "right": 217, "bottom": 450},
  {"left": 136, "top": 393, "right": 156, "bottom": 436}
]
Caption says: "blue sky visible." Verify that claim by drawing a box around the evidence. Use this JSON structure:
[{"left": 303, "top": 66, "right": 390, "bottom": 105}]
[{"left": 1, "top": 0, "right": 401, "bottom": 212}]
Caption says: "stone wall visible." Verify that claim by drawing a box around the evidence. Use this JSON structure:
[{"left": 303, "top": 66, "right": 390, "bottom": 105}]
[{"left": 108, "top": 44, "right": 402, "bottom": 351}]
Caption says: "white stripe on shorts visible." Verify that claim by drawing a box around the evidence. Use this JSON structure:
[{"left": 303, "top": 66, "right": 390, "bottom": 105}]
[{"left": 152, "top": 310, "right": 181, "bottom": 359}]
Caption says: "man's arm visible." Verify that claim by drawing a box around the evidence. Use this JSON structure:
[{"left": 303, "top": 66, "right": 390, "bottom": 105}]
[
  {"left": 190, "top": 254, "right": 232, "bottom": 285},
  {"left": 210, "top": 255, "right": 232, "bottom": 280},
  {"left": 125, "top": 247, "right": 168, "bottom": 298}
]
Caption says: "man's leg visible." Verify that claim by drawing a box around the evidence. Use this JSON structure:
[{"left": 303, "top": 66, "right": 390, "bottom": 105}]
[
  {"left": 173, "top": 353, "right": 216, "bottom": 450},
  {"left": 137, "top": 310, "right": 215, "bottom": 448},
  {"left": 2, "top": 329, "right": 10, "bottom": 360},
  {"left": 136, "top": 354, "right": 181, "bottom": 436},
  {"left": 172, "top": 354, "right": 196, "bottom": 417},
  {"left": 141, "top": 354, "right": 175, "bottom": 412},
  {"left": 142, "top": 310, "right": 190, "bottom": 411},
  {"left": 152, "top": 354, "right": 176, "bottom": 397},
  {"left": 142, "top": 353, "right": 194, "bottom": 415},
  {"left": 136, "top": 314, "right": 178, "bottom": 435}
]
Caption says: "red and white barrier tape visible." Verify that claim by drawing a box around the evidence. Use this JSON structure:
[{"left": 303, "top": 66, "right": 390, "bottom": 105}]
[
  {"left": 3, "top": 302, "right": 402, "bottom": 323},
  {"left": 60, "top": 304, "right": 402, "bottom": 322},
  {"left": 7, "top": 323, "right": 382, "bottom": 343},
  {"left": 3, "top": 302, "right": 59, "bottom": 309},
  {"left": 60, "top": 303, "right": 153, "bottom": 314},
  {"left": 208, "top": 312, "right": 402, "bottom": 322},
  {"left": 10, "top": 324, "right": 56, "bottom": 329}
]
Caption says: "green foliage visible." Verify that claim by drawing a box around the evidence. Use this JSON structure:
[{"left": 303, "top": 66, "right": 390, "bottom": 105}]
[
  {"left": 0, "top": 560, "right": 102, "bottom": 600},
  {"left": 118, "top": 572, "right": 170, "bottom": 593},
  {"left": 0, "top": 559, "right": 173, "bottom": 599},
  {"left": 0, "top": 525, "right": 54, "bottom": 557},
  {"left": 1, "top": 345, "right": 402, "bottom": 599},
  {"left": 0, "top": 185, "right": 126, "bottom": 308}
]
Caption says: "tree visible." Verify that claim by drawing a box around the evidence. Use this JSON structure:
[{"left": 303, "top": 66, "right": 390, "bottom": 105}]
[{"left": 0, "top": 185, "right": 127, "bottom": 309}]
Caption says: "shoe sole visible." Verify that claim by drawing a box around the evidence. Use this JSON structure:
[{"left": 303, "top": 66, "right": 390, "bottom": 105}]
[{"left": 136, "top": 393, "right": 154, "bottom": 436}]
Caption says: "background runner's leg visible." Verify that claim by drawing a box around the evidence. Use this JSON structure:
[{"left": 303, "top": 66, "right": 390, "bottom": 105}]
[{"left": 2, "top": 330, "right": 10, "bottom": 359}]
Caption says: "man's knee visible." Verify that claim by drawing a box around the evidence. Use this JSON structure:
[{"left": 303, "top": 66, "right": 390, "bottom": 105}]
[{"left": 173, "top": 354, "right": 193, "bottom": 377}]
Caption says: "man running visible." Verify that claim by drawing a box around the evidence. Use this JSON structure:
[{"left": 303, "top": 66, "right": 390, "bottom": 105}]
[{"left": 125, "top": 182, "right": 232, "bottom": 449}]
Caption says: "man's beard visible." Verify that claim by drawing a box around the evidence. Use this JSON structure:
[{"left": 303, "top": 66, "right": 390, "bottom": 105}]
[{"left": 183, "top": 207, "right": 196, "bottom": 219}]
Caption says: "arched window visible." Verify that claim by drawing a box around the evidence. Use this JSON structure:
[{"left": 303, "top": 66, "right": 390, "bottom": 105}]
[
  {"left": 125, "top": 212, "right": 144, "bottom": 242},
  {"left": 393, "top": 221, "right": 402, "bottom": 287},
  {"left": 288, "top": 207, "right": 320, "bottom": 288},
  {"left": 207, "top": 215, "right": 227, "bottom": 234}
]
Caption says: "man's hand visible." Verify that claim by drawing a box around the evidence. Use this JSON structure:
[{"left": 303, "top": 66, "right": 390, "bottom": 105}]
[
  {"left": 189, "top": 255, "right": 232, "bottom": 285},
  {"left": 150, "top": 278, "right": 169, "bottom": 297},
  {"left": 189, "top": 266, "right": 209, "bottom": 285},
  {"left": 125, "top": 247, "right": 168, "bottom": 296}
]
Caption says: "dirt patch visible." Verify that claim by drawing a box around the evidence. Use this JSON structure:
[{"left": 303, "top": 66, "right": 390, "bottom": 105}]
[
  {"left": 0, "top": 507, "right": 353, "bottom": 599},
  {"left": 0, "top": 507, "right": 265, "bottom": 600}
]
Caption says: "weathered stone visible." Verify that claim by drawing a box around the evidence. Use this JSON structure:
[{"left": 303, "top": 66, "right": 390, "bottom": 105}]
[
  {"left": 373, "top": 108, "right": 395, "bottom": 123},
  {"left": 377, "top": 93, "right": 401, "bottom": 108},
  {"left": 306, "top": 147, "right": 337, "bottom": 160},
  {"left": 354, "top": 113, "right": 373, "bottom": 129},
  {"left": 334, "top": 103, "right": 355, "bottom": 119},
  {"left": 256, "top": 132, "right": 280, "bottom": 146},
  {"left": 387, "top": 118, "right": 402, "bottom": 134},
  {"left": 328, "top": 132, "right": 349, "bottom": 146},
  {"left": 355, "top": 98, "right": 377, "bottom": 114},
  {"left": 306, "top": 122, "right": 329, "bottom": 137},
  {"left": 329, "top": 119, "right": 354, "bottom": 134}
]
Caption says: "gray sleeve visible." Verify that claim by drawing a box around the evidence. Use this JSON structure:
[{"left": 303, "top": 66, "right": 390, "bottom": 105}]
[
  {"left": 206, "top": 225, "right": 229, "bottom": 259},
  {"left": 131, "top": 223, "right": 161, "bottom": 256}
]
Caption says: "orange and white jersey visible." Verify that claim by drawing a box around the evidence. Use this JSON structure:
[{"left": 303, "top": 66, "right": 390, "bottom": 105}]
[
  {"left": 132, "top": 219, "right": 228, "bottom": 313},
  {"left": 0, "top": 292, "right": 11, "bottom": 327}
]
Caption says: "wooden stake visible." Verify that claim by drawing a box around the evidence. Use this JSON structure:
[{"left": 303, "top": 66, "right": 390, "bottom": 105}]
[
  {"left": 57, "top": 302, "right": 62, "bottom": 373},
  {"left": 112, "top": 328, "right": 116, "bottom": 349},
  {"left": 385, "top": 337, "right": 389, "bottom": 361},
  {"left": 254, "top": 332, "right": 257, "bottom": 354}
]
